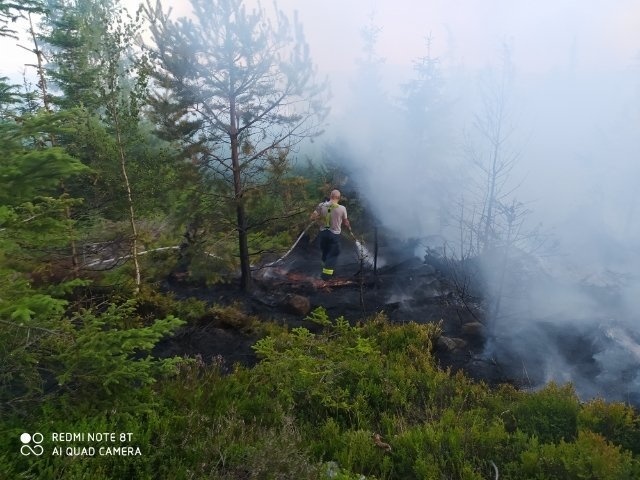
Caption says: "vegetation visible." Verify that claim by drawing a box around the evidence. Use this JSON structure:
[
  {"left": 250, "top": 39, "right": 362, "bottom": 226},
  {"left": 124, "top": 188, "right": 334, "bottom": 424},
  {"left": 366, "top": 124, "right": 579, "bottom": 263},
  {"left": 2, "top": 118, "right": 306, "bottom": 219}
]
[
  {"left": 2, "top": 306, "right": 639, "bottom": 479},
  {"left": 0, "top": 0, "right": 44, "bottom": 39},
  {"left": 145, "top": 0, "right": 328, "bottom": 290}
]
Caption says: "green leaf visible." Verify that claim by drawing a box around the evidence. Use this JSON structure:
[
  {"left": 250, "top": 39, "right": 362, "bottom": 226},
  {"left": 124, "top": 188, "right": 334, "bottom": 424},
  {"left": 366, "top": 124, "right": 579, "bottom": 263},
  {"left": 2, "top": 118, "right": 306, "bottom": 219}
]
[{"left": 9, "top": 306, "right": 35, "bottom": 323}]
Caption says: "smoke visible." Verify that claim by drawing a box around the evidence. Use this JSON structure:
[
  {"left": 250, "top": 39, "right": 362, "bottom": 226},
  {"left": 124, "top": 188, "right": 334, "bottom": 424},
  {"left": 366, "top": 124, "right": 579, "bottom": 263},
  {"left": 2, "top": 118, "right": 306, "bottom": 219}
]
[{"left": 281, "top": 1, "right": 640, "bottom": 403}]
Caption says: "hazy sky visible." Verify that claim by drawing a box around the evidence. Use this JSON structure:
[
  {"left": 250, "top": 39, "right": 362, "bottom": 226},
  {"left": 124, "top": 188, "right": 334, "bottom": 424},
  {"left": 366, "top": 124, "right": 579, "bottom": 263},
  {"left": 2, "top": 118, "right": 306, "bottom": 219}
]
[
  {"left": 267, "top": 0, "right": 640, "bottom": 74},
  {"left": 2, "top": 1, "right": 639, "bottom": 82}
]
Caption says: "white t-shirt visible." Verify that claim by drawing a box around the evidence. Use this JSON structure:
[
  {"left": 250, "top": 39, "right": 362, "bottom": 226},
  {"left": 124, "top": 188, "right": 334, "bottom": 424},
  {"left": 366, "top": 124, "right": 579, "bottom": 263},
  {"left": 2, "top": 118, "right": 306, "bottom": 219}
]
[{"left": 316, "top": 201, "right": 348, "bottom": 235}]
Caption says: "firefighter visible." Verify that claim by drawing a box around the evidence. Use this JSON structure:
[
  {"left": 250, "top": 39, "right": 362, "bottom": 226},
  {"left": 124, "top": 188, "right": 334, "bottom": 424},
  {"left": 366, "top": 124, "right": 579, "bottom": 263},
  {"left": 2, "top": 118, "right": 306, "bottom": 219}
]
[{"left": 310, "top": 189, "right": 352, "bottom": 280}]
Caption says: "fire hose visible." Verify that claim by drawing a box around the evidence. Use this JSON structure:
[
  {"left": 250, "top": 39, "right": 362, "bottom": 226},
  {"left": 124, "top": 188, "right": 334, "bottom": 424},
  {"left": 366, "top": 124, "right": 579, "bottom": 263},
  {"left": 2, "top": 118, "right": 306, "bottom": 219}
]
[
  {"left": 265, "top": 224, "right": 374, "bottom": 269},
  {"left": 265, "top": 222, "right": 314, "bottom": 267}
]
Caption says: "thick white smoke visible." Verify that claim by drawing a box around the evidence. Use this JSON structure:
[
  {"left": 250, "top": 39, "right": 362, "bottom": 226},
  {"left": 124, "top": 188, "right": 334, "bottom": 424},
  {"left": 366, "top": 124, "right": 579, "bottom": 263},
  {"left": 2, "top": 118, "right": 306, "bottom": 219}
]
[{"left": 294, "top": 2, "right": 640, "bottom": 403}]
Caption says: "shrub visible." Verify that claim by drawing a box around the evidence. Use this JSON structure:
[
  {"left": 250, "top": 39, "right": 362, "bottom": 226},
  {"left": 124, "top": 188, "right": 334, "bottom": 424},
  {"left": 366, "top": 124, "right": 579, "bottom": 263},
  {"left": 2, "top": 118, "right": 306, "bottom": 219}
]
[
  {"left": 55, "top": 300, "right": 185, "bottom": 409},
  {"left": 3, "top": 307, "right": 640, "bottom": 479},
  {"left": 511, "top": 383, "right": 580, "bottom": 443},
  {"left": 579, "top": 398, "right": 640, "bottom": 454},
  {"left": 519, "top": 430, "right": 640, "bottom": 479}
]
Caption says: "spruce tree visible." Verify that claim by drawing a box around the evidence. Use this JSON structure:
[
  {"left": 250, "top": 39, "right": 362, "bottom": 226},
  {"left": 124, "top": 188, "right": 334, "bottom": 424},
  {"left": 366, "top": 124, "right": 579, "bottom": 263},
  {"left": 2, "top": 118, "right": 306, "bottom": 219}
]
[{"left": 0, "top": 0, "right": 43, "bottom": 38}]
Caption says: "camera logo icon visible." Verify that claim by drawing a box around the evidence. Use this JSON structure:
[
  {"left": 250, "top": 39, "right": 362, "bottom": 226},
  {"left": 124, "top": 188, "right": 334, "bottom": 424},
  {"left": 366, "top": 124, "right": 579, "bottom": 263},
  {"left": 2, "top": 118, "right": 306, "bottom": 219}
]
[{"left": 20, "top": 432, "right": 44, "bottom": 456}]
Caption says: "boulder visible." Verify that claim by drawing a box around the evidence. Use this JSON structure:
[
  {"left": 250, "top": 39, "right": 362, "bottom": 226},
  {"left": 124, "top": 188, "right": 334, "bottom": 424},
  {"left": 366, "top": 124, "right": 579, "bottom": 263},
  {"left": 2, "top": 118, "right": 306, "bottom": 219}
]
[
  {"left": 437, "top": 335, "right": 467, "bottom": 352},
  {"left": 283, "top": 294, "right": 311, "bottom": 316},
  {"left": 462, "top": 321, "right": 485, "bottom": 337}
]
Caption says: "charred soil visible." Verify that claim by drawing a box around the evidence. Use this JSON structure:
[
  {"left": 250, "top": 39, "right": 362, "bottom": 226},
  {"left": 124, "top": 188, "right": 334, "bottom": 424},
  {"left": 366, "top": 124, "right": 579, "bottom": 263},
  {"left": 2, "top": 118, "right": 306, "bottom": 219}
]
[{"left": 154, "top": 232, "right": 511, "bottom": 386}]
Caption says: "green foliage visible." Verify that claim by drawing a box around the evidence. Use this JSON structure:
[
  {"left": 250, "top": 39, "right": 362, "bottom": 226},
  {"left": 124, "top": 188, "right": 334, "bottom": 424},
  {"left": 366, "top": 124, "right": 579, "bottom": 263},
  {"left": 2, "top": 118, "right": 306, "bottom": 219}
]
[
  {"left": 518, "top": 431, "right": 640, "bottom": 479},
  {"left": 55, "top": 300, "right": 185, "bottom": 405},
  {"left": 0, "top": 111, "right": 88, "bottom": 205},
  {"left": 134, "top": 286, "right": 207, "bottom": 325},
  {"left": 306, "top": 305, "right": 333, "bottom": 326},
  {"left": 246, "top": 310, "right": 639, "bottom": 479},
  {"left": 252, "top": 310, "right": 393, "bottom": 428},
  {"left": 2, "top": 306, "right": 640, "bottom": 479},
  {"left": 0, "top": 0, "right": 44, "bottom": 39},
  {"left": 511, "top": 383, "right": 580, "bottom": 443},
  {"left": 44, "top": 0, "right": 121, "bottom": 112},
  {"left": 578, "top": 398, "right": 640, "bottom": 454},
  {"left": 0, "top": 274, "right": 71, "bottom": 414},
  {"left": 0, "top": 283, "right": 186, "bottom": 420},
  {"left": 0, "top": 107, "right": 90, "bottom": 411},
  {"left": 0, "top": 75, "right": 22, "bottom": 118}
]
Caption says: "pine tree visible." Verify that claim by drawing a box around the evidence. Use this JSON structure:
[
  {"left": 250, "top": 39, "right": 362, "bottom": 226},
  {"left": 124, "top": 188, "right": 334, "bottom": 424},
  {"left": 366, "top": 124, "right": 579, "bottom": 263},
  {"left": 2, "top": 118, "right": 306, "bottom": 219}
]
[
  {"left": 400, "top": 35, "right": 449, "bottom": 150},
  {"left": 42, "top": 0, "right": 114, "bottom": 111},
  {"left": 145, "top": 0, "right": 328, "bottom": 290}
]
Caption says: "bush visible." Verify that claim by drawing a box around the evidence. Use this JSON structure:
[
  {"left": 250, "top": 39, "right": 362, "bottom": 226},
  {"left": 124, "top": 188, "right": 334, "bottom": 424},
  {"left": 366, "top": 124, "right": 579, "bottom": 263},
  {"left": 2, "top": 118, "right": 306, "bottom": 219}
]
[
  {"left": 579, "top": 398, "right": 640, "bottom": 454},
  {"left": 3, "top": 307, "right": 640, "bottom": 479},
  {"left": 55, "top": 301, "right": 185, "bottom": 409},
  {"left": 511, "top": 383, "right": 580, "bottom": 443},
  {"left": 519, "top": 430, "right": 640, "bottom": 479}
]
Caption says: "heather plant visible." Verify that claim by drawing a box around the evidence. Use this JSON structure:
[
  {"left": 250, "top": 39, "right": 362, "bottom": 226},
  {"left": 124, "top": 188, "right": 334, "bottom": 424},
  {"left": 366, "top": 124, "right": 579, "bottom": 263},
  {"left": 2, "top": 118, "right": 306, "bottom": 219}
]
[
  {"left": 247, "top": 308, "right": 640, "bottom": 479},
  {"left": 252, "top": 308, "right": 440, "bottom": 429},
  {"left": 517, "top": 430, "right": 640, "bottom": 479}
]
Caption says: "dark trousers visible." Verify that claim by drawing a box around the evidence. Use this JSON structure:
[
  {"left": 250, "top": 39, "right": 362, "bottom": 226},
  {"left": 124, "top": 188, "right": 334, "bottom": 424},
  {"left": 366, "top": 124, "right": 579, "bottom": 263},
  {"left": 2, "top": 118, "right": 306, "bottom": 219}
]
[{"left": 319, "top": 229, "right": 340, "bottom": 278}]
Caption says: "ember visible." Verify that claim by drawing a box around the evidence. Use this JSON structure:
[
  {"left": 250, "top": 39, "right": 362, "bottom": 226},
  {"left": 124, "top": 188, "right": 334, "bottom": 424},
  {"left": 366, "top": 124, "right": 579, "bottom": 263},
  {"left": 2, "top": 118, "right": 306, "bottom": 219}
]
[{"left": 263, "top": 268, "right": 357, "bottom": 289}]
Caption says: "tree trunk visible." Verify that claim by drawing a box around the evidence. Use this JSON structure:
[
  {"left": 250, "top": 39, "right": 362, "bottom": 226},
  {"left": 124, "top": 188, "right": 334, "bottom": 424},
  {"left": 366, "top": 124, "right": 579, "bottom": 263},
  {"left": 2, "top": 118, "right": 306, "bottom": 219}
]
[
  {"left": 236, "top": 201, "right": 251, "bottom": 290},
  {"left": 28, "top": 12, "right": 80, "bottom": 274},
  {"left": 111, "top": 103, "right": 141, "bottom": 293},
  {"left": 229, "top": 94, "right": 252, "bottom": 291},
  {"left": 481, "top": 137, "right": 500, "bottom": 252}
]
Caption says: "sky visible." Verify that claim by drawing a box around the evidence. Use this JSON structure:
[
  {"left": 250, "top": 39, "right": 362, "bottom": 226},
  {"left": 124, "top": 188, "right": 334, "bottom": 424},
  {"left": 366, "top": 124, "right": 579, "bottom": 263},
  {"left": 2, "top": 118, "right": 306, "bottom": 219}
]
[
  {"left": 272, "top": 0, "right": 640, "bottom": 73},
  {"left": 2, "top": 0, "right": 640, "bottom": 402},
  {"left": 261, "top": 0, "right": 640, "bottom": 85},
  {"left": 3, "top": 1, "right": 639, "bottom": 95}
]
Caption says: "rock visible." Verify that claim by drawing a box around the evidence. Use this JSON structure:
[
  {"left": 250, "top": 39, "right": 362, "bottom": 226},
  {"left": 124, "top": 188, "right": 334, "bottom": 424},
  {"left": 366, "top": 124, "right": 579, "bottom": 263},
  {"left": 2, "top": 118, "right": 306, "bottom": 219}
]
[
  {"left": 437, "top": 335, "right": 459, "bottom": 352},
  {"left": 462, "top": 321, "right": 485, "bottom": 337},
  {"left": 452, "top": 337, "right": 468, "bottom": 350},
  {"left": 437, "top": 335, "right": 468, "bottom": 352},
  {"left": 283, "top": 294, "right": 311, "bottom": 316}
]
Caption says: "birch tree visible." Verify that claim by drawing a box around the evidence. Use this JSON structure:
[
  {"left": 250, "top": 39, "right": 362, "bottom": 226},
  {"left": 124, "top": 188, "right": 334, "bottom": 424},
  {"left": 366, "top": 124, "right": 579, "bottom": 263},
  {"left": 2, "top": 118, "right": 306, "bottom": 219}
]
[{"left": 43, "top": 0, "right": 153, "bottom": 291}]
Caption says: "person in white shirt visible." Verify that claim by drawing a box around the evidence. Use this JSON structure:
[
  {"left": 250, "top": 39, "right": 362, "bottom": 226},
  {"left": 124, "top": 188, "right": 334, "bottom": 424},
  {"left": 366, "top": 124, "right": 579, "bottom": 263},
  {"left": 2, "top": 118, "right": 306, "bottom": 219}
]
[{"left": 310, "top": 189, "right": 352, "bottom": 280}]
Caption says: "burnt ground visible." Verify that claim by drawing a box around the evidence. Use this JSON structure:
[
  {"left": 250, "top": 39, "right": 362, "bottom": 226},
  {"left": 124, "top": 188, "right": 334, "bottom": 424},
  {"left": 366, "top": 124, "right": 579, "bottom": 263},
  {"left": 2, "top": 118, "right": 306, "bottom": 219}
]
[
  {"left": 154, "top": 231, "right": 512, "bottom": 387},
  {"left": 152, "top": 227, "right": 640, "bottom": 406},
  {"left": 154, "top": 230, "right": 640, "bottom": 407}
]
